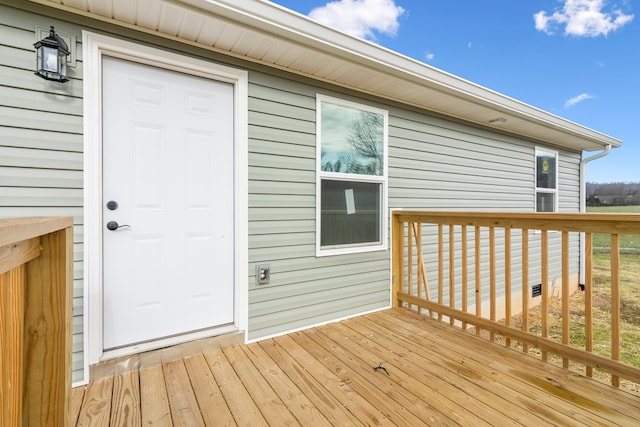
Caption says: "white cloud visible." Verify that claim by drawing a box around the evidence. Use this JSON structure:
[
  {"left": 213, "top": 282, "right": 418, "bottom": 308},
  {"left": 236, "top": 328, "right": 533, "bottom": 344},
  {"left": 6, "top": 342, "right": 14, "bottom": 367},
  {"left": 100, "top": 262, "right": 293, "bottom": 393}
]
[
  {"left": 425, "top": 52, "right": 435, "bottom": 61},
  {"left": 534, "top": 0, "right": 634, "bottom": 37},
  {"left": 564, "top": 93, "right": 595, "bottom": 108},
  {"left": 308, "top": 0, "right": 405, "bottom": 40}
]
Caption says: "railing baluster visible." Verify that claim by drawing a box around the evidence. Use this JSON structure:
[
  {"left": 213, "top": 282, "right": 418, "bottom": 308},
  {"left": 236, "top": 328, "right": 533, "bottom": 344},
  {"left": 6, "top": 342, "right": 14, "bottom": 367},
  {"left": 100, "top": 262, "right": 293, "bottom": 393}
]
[
  {"left": 522, "top": 228, "right": 529, "bottom": 353},
  {"left": 408, "top": 221, "right": 413, "bottom": 305},
  {"left": 585, "top": 232, "right": 593, "bottom": 377},
  {"left": 611, "top": 233, "right": 621, "bottom": 387},
  {"left": 449, "top": 224, "right": 455, "bottom": 325},
  {"left": 562, "top": 231, "right": 570, "bottom": 369},
  {"left": 414, "top": 223, "right": 431, "bottom": 317},
  {"left": 489, "top": 227, "right": 496, "bottom": 342},
  {"left": 462, "top": 225, "right": 468, "bottom": 330},
  {"left": 475, "top": 225, "right": 481, "bottom": 336},
  {"left": 438, "top": 224, "right": 444, "bottom": 321},
  {"left": 505, "top": 228, "right": 512, "bottom": 347},
  {"left": 541, "top": 229, "right": 549, "bottom": 362}
]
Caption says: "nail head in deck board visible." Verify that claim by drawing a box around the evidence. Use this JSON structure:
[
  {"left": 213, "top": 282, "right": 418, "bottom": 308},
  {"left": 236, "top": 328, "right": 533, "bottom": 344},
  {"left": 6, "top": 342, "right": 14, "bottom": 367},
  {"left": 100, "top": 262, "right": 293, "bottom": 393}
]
[{"left": 182, "top": 353, "right": 236, "bottom": 425}]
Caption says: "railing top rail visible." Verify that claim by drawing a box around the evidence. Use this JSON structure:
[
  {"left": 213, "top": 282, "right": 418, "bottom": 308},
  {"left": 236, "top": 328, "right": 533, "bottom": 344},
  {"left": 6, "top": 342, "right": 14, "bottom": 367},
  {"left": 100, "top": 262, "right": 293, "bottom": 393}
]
[
  {"left": 0, "top": 217, "right": 73, "bottom": 247},
  {"left": 392, "top": 211, "right": 640, "bottom": 234}
]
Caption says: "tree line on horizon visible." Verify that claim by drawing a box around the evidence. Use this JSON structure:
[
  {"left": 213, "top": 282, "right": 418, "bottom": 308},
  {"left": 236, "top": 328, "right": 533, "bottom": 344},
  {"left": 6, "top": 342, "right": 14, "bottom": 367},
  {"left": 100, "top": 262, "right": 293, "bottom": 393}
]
[{"left": 586, "top": 182, "right": 640, "bottom": 206}]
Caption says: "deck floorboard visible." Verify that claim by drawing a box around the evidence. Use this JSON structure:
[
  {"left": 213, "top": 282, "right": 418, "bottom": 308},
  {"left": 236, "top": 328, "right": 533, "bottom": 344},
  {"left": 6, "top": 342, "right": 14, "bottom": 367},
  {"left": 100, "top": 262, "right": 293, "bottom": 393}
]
[{"left": 72, "top": 308, "right": 640, "bottom": 426}]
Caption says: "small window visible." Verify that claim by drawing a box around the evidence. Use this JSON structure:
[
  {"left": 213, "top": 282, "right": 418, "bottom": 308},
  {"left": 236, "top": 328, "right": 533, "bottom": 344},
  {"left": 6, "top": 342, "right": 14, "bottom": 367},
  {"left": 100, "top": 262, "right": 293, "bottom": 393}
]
[
  {"left": 535, "top": 148, "right": 558, "bottom": 212},
  {"left": 316, "top": 95, "right": 388, "bottom": 255}
]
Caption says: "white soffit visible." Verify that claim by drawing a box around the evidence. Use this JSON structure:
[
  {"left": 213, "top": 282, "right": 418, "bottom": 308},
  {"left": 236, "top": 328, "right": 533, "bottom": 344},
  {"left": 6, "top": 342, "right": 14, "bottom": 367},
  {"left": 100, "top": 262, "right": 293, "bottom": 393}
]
[{"left": 31, "top": 0, "right": 621, "bottom": 151}]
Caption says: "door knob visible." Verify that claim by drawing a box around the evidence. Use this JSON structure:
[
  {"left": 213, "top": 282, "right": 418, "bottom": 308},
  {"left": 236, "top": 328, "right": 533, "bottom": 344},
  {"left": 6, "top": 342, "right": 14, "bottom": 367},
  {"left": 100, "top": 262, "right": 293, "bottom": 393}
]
[
  {"left": 106, "top": 200, "right": 119, "bottom": 210},
  {"left": 106, "top": 221, "right": 131, "bottom": 231}
]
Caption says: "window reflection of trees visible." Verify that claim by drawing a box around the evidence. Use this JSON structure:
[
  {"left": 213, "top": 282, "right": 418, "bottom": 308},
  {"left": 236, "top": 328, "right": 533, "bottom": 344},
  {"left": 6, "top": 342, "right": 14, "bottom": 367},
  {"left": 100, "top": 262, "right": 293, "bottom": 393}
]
[{"left": 321, "top": 111, "right": 383, "bottom": 175}]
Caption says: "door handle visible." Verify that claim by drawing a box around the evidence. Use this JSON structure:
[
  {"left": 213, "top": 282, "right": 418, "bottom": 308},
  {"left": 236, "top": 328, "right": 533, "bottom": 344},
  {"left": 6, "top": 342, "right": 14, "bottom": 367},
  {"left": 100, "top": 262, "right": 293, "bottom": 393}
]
[{"left": 106, "top": 221, "right": 131, "bottom": 231}]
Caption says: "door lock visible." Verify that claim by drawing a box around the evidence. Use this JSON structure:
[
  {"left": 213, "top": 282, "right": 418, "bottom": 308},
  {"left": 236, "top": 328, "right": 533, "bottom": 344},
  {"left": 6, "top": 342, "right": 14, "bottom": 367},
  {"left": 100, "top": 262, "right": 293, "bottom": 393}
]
[{"left": 106, "top": 221, "right": 131, "bottom": 231}]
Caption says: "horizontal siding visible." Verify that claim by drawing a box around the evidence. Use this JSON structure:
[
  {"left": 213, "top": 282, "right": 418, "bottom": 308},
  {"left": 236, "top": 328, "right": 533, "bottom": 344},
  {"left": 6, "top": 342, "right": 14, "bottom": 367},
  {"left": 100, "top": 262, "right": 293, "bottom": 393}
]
[
  {"left": 247, "top": 73, "right": 396, "bottom": 340},
  {"left": 0, "top": 126, "right": 83, "bottom": 151},
  {"left": 388, "top": 105, "right": 582, "bottom": 308},
  {"left": 0, "top": 3, "right": 85, "bottom": 384}
]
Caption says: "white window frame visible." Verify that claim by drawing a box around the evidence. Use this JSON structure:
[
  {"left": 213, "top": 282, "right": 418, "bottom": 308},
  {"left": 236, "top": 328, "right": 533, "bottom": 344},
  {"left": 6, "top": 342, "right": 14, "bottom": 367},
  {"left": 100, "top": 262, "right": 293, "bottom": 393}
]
[
  {"left": 535, "top": 148, "right": 559, "bottom": 212},
  {"left": 316, "top": 95, "right": 388, "bottom": 256}
]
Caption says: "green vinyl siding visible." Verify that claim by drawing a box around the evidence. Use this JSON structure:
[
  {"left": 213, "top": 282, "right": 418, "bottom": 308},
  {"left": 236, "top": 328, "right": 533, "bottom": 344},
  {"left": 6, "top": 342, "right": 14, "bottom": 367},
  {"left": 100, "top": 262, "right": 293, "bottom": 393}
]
[
  {"left": 247, "top": 74, "right": 391, "bottom": 339},
  {"left": 387, "top": 109, "right": 582, "bottom": 308}
]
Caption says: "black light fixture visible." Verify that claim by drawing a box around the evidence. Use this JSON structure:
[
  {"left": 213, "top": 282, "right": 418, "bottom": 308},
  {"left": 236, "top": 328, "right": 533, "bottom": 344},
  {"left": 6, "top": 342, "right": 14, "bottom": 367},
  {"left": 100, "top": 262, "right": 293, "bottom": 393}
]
[{"left": 34, "top": 26, "right": 70, "bottom": 82}]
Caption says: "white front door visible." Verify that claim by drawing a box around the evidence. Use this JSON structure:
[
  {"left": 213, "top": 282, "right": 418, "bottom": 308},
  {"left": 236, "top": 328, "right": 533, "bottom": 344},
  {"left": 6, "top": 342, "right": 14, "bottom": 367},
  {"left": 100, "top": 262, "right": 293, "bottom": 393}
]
[{"left": 102, "top": 56, "right": 235, "bottom": 350}]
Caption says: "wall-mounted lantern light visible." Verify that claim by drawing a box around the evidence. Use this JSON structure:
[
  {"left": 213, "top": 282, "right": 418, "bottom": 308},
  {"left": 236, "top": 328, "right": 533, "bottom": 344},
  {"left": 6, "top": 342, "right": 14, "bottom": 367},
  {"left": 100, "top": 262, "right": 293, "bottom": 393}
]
[{"left": 34, "top": 26, "right": 70, "bottom": 82}]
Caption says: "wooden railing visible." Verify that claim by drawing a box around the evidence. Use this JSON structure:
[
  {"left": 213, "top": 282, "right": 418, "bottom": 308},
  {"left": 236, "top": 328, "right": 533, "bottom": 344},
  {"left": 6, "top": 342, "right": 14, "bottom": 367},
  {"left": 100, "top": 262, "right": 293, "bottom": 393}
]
[
  {"left": 391, "top": 211, "right": 640, "bottom": 388},
  {"left": 0, "top": 217, "right": 73, "bottom": 426}
]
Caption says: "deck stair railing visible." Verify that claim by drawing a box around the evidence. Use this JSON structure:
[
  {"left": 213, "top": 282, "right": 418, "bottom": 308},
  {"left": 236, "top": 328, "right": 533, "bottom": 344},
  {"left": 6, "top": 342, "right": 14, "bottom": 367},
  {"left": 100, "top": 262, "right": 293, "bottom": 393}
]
[
  {"left": 391, "top": 211, "right": 640, "bottom": 388},
  {"left": 0, "top": 217, "right": 73, "bottom": 426}
]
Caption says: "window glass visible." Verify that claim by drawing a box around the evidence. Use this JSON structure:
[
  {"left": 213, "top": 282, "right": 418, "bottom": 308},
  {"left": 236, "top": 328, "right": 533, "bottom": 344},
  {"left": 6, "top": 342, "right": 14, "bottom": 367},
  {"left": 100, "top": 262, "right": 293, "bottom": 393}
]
[
  {"left": 320, "top": 101, "right": 384, "bottom": 176},
  {"left": 536, "top": 153, "right": 556, "bottom": 189},
  {"left": 535, "top": 149, "right": 558, "bottom": 212},
  {"left": 320, "top": 180, "right": 381, "bottom": 247},
  {"left": 536, "top": 192, "right": 555, "bottom": 212}
]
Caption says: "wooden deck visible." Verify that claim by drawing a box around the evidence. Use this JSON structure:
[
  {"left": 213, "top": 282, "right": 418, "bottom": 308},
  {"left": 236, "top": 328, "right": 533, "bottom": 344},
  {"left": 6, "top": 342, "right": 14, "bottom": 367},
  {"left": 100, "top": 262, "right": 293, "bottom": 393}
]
[{"left": 70, "top": 309, "right": 640, "bottom": 426}]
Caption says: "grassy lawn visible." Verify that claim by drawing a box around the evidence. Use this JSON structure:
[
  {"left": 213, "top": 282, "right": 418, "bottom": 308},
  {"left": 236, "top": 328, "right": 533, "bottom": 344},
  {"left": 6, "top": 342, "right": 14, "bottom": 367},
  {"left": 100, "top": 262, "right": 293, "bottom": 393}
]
[
  {"left": 506, "top": 206, "right": 640, "bottom": 394},
  {"left": 588, "top": 205, "right": 640, "bottom": 253},
  {"left": 587, "top": 205, "right": 640, "bottom": 213}
]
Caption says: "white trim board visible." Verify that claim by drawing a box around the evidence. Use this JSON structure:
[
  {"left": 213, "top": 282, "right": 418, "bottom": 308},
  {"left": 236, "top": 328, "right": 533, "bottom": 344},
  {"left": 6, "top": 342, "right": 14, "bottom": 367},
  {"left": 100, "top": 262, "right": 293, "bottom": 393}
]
[{"left": 82, "top": 31, "right": 248, "bottom": 377}]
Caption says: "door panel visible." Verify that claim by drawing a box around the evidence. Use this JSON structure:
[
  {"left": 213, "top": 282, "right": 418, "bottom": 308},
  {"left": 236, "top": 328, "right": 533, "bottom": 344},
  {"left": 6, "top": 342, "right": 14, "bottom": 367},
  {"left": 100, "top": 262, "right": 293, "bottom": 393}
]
[{"left": 102, "top": 57, "right": 235, "bottom": 350}]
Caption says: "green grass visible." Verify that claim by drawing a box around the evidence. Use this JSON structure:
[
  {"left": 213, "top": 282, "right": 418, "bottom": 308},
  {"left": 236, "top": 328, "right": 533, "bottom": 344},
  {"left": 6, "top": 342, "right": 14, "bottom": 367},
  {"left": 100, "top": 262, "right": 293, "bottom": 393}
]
[
  {"left": 587, "top": 205, "right": 640, "bottom": 254},
  {"left": 587, "top": 205, "right": 640, "bottom": 213}
]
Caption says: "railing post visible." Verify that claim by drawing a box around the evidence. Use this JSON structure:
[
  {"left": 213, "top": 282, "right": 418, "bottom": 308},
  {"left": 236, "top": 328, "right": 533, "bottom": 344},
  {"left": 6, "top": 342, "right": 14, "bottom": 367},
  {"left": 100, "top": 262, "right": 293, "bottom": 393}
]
[
  {"left": 391, "top": 212, "right": 403, "bottom": 308},
  {"left": 0, "top": 217, "right": 73, "bottom": 426}
]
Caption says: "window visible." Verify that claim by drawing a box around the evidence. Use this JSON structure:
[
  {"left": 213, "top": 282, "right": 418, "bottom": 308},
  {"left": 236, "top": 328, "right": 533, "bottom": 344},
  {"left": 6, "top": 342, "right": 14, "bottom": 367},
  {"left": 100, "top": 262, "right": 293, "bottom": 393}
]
[
  {"left": 535, "top": 148, "right": 558, "bottom": 212},
  {"left": 316, "top": 95, "right": 388, "bottom": 255}
]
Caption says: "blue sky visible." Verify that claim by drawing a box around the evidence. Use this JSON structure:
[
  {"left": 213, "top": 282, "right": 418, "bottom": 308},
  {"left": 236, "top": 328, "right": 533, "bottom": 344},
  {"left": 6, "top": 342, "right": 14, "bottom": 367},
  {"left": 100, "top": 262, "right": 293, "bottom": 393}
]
[{"left": 268, "top": 0, "right": 638, "bottom": 183}]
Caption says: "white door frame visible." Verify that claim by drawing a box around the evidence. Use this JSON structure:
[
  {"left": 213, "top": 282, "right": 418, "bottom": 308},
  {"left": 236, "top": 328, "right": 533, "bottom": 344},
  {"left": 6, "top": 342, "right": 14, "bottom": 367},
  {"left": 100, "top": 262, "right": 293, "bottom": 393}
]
[{"left": 82, "top": 31, "right": 248, "bottom": 371}]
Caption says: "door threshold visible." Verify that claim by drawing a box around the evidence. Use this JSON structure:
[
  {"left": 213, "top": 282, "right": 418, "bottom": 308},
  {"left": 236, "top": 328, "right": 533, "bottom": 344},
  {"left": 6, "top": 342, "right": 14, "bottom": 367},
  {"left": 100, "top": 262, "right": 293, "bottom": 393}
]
[{"left": 88, "top": 330, "right": 245, "bottom": 383}]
